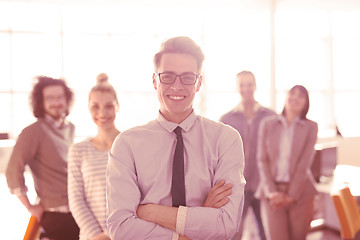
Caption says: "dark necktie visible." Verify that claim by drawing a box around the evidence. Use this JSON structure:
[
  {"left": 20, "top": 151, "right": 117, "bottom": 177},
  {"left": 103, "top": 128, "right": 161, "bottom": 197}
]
[{"left": 171, "top": 126, "right": 186, "bottom": 207}]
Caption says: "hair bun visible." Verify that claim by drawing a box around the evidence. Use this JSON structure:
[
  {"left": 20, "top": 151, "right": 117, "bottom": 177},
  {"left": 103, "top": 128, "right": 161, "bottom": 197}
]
[{"left": 96, "top": 73, "right": 109, "bottom": 84}]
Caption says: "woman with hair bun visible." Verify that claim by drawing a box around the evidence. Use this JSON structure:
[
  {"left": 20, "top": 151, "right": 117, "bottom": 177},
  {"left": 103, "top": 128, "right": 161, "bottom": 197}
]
[{"left": 68, "top": 73, "right": 120, "bottom": 240}]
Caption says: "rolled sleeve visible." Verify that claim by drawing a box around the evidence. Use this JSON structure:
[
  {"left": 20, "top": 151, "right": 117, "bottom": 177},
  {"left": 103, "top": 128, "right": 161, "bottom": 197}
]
[{"left": 5, "top": 127, "right": 38, "bottom": 194}]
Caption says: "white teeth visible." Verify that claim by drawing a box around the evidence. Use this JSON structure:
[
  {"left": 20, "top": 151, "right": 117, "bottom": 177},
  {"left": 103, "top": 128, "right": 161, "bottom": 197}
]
[{"left": 169, "top": 96, "right": 184, "bottom": 100}]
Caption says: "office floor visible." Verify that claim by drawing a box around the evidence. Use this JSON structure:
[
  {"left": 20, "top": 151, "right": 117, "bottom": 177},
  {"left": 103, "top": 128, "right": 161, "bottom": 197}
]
[{"left": 0, "top": 173, "right": 341, "bottom": 240}]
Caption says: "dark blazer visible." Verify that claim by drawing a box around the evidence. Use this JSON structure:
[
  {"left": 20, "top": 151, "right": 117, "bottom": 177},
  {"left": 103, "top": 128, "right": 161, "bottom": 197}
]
[{"left": 256, "top": 115, "right": 318, "bottom": 203}]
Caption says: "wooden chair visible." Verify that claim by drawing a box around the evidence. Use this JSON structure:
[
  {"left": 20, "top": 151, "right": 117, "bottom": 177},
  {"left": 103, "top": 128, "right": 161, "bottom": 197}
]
[
  {"left": 23, "top": 216, "right": 41, "bottom": 240},
  {"left": 331, "top": 187, "right": 360, "bottom": 240}
]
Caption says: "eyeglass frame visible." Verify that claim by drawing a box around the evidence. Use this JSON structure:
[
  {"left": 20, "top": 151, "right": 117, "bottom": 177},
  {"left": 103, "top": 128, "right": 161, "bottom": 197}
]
[{"left": 156, "top": 72, "right": 200, "bottom": 85}]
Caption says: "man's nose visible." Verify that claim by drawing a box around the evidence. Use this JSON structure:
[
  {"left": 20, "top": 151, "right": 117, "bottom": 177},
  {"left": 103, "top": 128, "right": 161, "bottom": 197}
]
[{"left": 171, "top": 76, "right": 184, "bottom": 89}]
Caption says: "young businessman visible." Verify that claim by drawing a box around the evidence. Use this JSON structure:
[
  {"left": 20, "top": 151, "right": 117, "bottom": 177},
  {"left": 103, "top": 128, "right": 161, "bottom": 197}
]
[
  {"left": 107, "top": 36, "right": 245, "bottom": 240},
  {"left": 6, "top": 76, "right": 79, "bottom": 239}
]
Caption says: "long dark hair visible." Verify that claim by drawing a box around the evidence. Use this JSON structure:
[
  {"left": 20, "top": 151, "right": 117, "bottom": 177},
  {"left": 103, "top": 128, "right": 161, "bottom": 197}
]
[
  {"left": 30, "top": 76, "right": 74, "bottom": 118},
  {"left": 281, "top": 85, "right": 310, "bottom": 119}
]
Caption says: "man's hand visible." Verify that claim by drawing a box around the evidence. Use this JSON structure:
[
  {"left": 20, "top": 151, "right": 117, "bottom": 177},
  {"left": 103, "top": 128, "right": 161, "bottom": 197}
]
[
  {"left": 203, "top": 179, "right": 232, "bottom": 208},
  {"left": 136, "top": 204, "right": 153, "bottom": 222},
  {"left": 28, "top": 203, "right": 44, "bottom": 221},
  {"left": 179, "top": 235, "right": 191, "bottom": 240},
  {"left": 17, "top": 194, "right": 44, "bottom": 221}
]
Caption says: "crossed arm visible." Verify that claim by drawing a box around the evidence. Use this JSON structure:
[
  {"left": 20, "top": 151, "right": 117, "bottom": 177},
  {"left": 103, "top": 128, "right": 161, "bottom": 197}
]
[
  {"left": 107, "top": 127, "right": 245, "bottom": 239},
  {"left": 136, "top": 180, "right": 233, "bottom": 239}
]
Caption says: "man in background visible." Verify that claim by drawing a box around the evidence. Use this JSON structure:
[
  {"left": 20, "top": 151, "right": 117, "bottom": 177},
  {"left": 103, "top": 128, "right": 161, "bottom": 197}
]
[
  {"left": 6, "top": 76, "right": 79, "bottom": 240},
  {"left": 220, "top": 70, "right": 274, "bottom": 240}
]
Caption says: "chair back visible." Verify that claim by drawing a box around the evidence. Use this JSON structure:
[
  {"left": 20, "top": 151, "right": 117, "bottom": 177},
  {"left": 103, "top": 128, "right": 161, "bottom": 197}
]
[
  {"left": 332, "top": 187, "right": 360, "bottom": 239},
  {"left": 23, "top": 216, "right": 40, "bottom": 240}
]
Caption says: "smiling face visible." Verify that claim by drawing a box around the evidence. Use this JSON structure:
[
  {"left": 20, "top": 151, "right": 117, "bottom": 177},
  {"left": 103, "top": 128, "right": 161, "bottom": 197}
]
[
  {"left": 285, "top": 87, "right": 308, "bottom": 118},
  {"left": 237, "top": 74, "right": 256, "bottom": 103},
  {"left": 43, "top": 85, "right": 68, "bottom": 120},
  {"left": 153, "top": 53, "right": 202, "bottom": 123},
  {"left": 89, "top": 91, "right": 118, "bottom": 130}
]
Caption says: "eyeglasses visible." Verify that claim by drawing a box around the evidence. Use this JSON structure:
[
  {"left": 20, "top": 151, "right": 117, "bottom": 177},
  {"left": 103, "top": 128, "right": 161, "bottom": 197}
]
[
  {"left": 44, "top": 95, "right": 66, "bottom": 102},
  {"left": 157, "top": 72, "right": 199, "bottom": 85}
]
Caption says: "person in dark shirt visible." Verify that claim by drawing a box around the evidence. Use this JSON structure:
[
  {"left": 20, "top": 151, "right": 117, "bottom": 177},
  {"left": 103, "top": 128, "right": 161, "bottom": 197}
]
[{"left": 220, "top": 71, "right": 274, "bottom": 240}]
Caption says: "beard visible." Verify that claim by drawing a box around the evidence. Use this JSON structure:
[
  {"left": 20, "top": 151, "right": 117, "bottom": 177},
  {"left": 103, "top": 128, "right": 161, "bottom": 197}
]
[{"left": 46, "top": 105, "right": 67, "bottom": 120}]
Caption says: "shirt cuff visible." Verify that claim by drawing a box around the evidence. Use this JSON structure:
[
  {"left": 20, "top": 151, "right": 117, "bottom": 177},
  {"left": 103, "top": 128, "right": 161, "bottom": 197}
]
[
  {"left": 171, "top": 232, "right": 179, "bottom": 240},
  {"left": 176, "top": 205, "right": 188, "bottom": 236}
]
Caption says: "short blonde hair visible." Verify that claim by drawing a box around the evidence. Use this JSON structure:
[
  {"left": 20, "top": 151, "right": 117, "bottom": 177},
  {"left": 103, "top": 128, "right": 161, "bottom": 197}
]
[{"left": 153, "top": 36, "right": 205, "bottom": 72}]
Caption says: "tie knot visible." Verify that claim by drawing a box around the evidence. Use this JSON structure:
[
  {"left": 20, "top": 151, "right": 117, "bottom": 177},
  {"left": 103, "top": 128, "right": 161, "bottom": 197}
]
[{"left": 174, "top": 126, "right": 182, "bottom": 137}]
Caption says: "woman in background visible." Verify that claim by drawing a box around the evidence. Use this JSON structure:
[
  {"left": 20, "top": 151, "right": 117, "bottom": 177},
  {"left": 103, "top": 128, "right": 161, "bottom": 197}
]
[
  {"left": 256, "top": 85, "right": 318, "bottom": 240},
  {"left": 68, "top": 73, "right": 120, "bottom": 240}
]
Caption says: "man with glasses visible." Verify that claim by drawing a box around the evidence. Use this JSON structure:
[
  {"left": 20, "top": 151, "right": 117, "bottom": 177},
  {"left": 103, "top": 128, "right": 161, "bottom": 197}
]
[
  {"left": 6, "top": 76, "right": 79, "bottom": 239},
  {"left": 107, "top": 36, "right": 245, "bottom": 240}
]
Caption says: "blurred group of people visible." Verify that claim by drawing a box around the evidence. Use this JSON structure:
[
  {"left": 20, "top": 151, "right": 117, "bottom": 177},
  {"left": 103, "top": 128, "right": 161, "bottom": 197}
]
[
  {"left": 6, "top": 72, "right": 119, "bottom": 240},
  {"left": 221, "top": 71, "right": 318, "bottom": 240},
  {"left": 5, "top": 36, "right": 318, "bottom": 240}
]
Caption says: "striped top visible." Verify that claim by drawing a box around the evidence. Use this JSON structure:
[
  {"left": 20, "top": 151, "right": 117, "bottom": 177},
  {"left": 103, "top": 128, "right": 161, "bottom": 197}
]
[{"left": 68, "top": 138, "right": 108, "bottom": 240}]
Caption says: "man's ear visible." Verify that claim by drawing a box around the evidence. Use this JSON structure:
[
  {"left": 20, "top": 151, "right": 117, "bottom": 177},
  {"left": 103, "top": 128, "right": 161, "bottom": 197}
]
[
  {"left": 196, "top": 75, "right": 203, "bottom": 92},
  {"left": 152, "top": 73, "right": 158, "bottom": 90}
]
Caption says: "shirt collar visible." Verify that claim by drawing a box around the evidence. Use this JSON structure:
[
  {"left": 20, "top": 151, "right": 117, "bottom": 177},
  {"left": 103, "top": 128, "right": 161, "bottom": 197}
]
[
  {"left": 156, "top": 110, "right": 197, "bottom": 133},
  {"left": 44, "top": 114, "right": 69, "bottom": 129}
]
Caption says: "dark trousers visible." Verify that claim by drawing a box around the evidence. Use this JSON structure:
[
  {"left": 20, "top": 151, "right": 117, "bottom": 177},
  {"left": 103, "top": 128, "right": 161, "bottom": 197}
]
[
  {"left": 40, "top": 212, "right": 79, "bottom": 240},
  {"left": 233, "top": 190, "right": 266, "bottom": 240}
]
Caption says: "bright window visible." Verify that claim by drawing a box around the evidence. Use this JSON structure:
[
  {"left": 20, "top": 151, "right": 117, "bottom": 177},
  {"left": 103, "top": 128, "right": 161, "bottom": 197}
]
[{"left": 0, "top": 0, "right": 360, "bottom": 139}]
